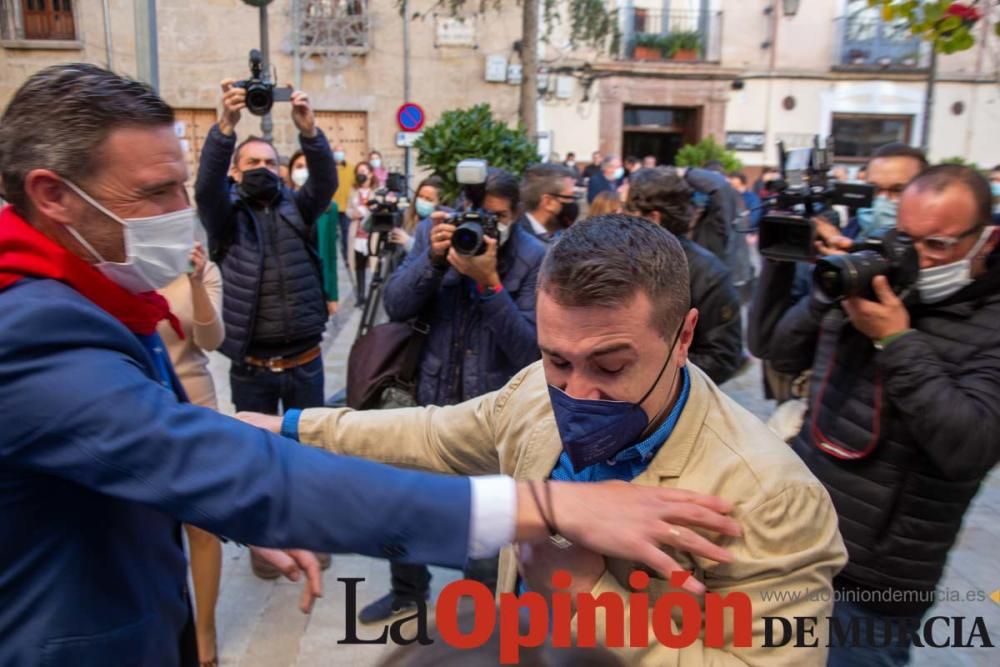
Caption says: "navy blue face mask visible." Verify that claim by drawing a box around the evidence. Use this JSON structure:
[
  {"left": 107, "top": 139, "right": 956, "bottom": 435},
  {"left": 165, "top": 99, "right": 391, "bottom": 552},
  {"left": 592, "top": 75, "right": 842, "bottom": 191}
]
[{"left": 547, "top": 326, "right": 683, "bottom": 472}]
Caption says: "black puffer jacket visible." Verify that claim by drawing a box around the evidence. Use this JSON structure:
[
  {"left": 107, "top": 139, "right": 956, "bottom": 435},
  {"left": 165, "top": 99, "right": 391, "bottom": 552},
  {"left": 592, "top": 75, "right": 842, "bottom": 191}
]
[
  {"left": 685, "top": 168, "right": 754, "bottom": 286},
  {"left": 749, "top": 253, "right": 1000, "bottom": 615},
  {"left": 195, "top": 125, "right": 337, "bottom": 360},
  {"left": 682, "top": 237, "right": 743, "bottom": 384}
]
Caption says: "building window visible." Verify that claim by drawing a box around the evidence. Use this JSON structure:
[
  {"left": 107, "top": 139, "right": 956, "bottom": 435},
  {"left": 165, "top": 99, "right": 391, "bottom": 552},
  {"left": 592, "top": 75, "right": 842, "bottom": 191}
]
[
  {"left": 832, "top": 113, "right": 914, "bottom": 162},
  {"left": 1, "top": 0, "right": 77, "bottom": 42},
  {"left": 298, "top": 0, "right": 370, "bottom": 55}
]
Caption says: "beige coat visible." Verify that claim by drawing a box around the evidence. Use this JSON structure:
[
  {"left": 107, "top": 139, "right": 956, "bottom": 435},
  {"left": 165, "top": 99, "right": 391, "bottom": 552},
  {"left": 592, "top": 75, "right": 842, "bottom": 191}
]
[{"left": 298, "top": 362, "right": 847, "bottom": 666}]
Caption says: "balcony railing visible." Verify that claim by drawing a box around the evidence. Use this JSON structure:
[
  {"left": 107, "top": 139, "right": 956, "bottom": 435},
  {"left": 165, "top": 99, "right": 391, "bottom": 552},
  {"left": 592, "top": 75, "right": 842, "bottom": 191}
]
[
  {"left": 833, "top": 15, "right": 929, "bottom": 70},
  {"left": 621, "top": 9, "right": 722, "bottom": 63}
]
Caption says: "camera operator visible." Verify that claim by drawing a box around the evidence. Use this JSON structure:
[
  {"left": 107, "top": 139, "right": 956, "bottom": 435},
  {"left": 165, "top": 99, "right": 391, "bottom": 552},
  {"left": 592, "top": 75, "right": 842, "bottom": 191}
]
[
  {"left": 815, "top": 143, "right": 928, "bottom": 248},
  {"left": 685, "top": 167, "right": 755, "bottom": 303},
  {"left": 357, "top": 168, "right": 547, "bottom": 624},
  {"left": 390, "top": 175, "right": 443, "bottom": 257},
  {"left": 517, "top": 163, "right": 580, "bottom": 243},
  {"left": 749, "top": 164, "right": 1000, "bottom": 666},
  {"left": 195, "top": 80, "right": 336, "bottom": 578},
  {"left": 627, "top": 167, "right": 744, "bottom": 385}
]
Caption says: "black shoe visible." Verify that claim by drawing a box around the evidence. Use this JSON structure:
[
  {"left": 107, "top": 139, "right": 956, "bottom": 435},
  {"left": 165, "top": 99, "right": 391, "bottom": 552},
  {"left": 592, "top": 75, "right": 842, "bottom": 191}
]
[{"left": 358, "top": 591, "right": 428, "bottom": 625}]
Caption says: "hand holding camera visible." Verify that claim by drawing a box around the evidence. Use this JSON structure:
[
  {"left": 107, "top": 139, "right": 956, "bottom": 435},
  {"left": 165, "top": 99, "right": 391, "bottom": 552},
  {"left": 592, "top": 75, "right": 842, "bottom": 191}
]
[
  {"left": 218, "top": 79, "right": 246, "bottom": 137},
  {"left": 841, "top": 275, "right": 911, "bottom": 342},
  {"left": 448, "top": 234, "right": 500, "bottom": 288},
  {"left": 290, "top": 90, "right": 316, "bottom": 138},
  {"left": 428, "top": 212, "right": 456, "bottom": 262}
]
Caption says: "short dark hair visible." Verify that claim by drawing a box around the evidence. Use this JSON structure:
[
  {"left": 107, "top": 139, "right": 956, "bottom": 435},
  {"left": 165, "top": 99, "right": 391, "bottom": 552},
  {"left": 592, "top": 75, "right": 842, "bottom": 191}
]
[
  {"left": 485, "top": 167, "right": 520, "bottom": 210},
  {"left": 565, "top": 152, "right": 576, "bottom": 160},
  {"left": 234, "top": 135, "right": 278, "bottom": 167},
  {"left": 0, "top": 63, "right": 175, "bottom": 214},
  {"left": 625, "top": 155, "right": 640, "bottom": 166},
  {"left": 872, "top": 142, "right": 929, "bottom": 169},
  {"left": 521, "top": 163, "right": 577, "bottom": 211},
  {"left": 728, "top": 171, "right": 748, "bottom": 186},
  {"left": 540, "top": 214, "right": 690, "bottom": 338},
  {"left": 906, "top": 164, "right": 993, "bottom": 227},
  {"left": 626, "top": 168, "right": 693, "bottom": 236}
]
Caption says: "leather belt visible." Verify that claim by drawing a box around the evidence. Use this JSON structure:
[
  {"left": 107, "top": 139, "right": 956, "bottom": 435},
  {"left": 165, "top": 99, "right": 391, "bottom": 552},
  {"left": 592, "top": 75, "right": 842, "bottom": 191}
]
[{"left": 243, "top": 346, "right": 321, "bottom": 372}]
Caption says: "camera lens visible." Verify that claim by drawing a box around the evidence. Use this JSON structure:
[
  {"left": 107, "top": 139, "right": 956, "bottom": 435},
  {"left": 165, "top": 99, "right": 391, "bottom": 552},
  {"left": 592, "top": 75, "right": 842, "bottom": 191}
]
[
  {"left": 813, "top": 251, "right": 888, "bottom": 302},
  {"left": 452, "top": 222, "right": 484, "bottom": 256},
  {"left": 245, "top": 84, "right": 273, "bottom": 116}
]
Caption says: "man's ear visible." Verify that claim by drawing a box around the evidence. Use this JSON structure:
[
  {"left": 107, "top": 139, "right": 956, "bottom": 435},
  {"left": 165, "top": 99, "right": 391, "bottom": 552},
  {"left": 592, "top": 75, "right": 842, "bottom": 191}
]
[
  {"left": 23, "top": 169, "right": 78, "bottom": 226},
  {"left": 676, "top": 308, "right": 699, "bottom": 367},
  {"left": 229, "top": 165, "right": 241, "bottom": 183}
]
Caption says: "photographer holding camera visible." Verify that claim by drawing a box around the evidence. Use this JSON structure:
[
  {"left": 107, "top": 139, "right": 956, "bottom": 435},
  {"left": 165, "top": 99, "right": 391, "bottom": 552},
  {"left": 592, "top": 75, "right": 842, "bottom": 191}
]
[
  {"left": 195, "top": 75, "right": 337, "bottom": 578},
  {"left": 356, "top": 167, "right": 547, "bottom": 623},
  {"left": 750, "top": 164, "right": 1000, "bottom": 666}
]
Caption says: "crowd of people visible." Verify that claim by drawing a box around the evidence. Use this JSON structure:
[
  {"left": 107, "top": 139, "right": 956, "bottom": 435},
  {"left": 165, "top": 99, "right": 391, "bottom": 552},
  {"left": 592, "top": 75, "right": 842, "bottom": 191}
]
[{"left": 2, "top": 63, "right": 999, "bottom": 667}]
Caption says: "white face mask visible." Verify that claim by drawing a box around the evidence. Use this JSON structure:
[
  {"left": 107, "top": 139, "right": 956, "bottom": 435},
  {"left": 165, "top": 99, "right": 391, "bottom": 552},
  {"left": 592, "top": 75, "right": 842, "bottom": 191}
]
[
  {"left": 916, "top": 226, "right": 993, "bottom": 304},
  {"left": 498, "top": 222, "right": 511, "bottom": 245},
  {"left": 370, "top": 158, "right": 382, "bottom": 169},
  {"left": 63, "top": 180, "right": 195, "bottom": 294},
  {"left": 291, "top": 167, "right": 309, "bottom": 187}
]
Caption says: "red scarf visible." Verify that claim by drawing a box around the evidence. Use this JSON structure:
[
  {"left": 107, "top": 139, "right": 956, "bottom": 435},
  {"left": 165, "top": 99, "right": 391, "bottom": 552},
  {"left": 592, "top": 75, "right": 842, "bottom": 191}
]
[{"left": 0, "top": 205, "right": 182, "bottom": 337}]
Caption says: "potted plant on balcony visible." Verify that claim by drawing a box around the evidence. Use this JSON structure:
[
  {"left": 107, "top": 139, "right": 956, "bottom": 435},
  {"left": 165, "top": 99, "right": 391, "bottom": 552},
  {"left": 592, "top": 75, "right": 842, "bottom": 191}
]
[
  {"left": 633, "top": 33, "right": 666, "bottom": 61},
  {"left": 665, "top": 30, "right": 701, "bottom": 61}
]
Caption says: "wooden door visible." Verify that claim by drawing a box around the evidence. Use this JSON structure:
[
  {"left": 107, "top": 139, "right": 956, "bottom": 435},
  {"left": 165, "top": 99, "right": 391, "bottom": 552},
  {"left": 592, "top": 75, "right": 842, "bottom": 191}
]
[
  {"left": 313, "top": 110, "right": 368, "bottom": 167},
  {"left": 172, "top": 108, "right": 219, "bottom": 188}
]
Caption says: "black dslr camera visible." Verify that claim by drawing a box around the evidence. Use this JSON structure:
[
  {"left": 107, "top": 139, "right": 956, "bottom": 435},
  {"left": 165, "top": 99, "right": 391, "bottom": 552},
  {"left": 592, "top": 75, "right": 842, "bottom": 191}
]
[
  {"left": 235, "top": 49, "right": 293, "bottom": 116},
  {"left": 450, "top": 159, "right": 500, "bottom": 256},
  {"left": 813, "top": 230, "right": 918, "bottom": 303},
  {"left": 758, "top": 137, "right": 875, "bottom": 263},
  {"left": 367, "top": 174, "right": 407, "bottom": 235},
  {"left": 758, "top": 136, "right": 918, "bottom": 302}
]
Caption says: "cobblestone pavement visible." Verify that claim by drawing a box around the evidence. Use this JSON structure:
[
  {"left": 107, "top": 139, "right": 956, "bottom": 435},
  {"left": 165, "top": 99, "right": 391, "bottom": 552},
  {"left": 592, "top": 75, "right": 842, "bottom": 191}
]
[{"left": 208, "top": 260, "right": 998, "bottom": 666}]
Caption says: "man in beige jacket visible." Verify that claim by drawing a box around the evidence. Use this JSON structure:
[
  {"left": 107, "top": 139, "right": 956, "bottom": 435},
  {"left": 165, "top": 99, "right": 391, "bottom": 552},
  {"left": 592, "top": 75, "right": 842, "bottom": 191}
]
[{"left": 244, "top": 216, "right": 847, "bottom": 665}]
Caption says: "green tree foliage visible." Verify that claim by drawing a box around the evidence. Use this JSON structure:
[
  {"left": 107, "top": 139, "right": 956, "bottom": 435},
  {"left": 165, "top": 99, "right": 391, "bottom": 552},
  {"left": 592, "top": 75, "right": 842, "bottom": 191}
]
[
  {"left": 413, "top": 104, "right": 540, "bottom": 202},
  {"left": 675, "top": 136, "right": 743, "bottom": 172}
]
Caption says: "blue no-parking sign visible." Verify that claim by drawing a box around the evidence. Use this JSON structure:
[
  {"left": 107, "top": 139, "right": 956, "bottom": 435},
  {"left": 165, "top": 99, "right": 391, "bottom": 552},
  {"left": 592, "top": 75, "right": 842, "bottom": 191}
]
[{"left": 396, "top": 103, "right": 425, "bottom": 132}]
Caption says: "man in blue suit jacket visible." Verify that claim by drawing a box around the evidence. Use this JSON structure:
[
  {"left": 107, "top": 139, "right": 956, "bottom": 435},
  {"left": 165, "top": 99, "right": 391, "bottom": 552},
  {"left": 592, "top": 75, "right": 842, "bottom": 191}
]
[{"left": 0, "top": 64, "right": 737, "bottom": 666}]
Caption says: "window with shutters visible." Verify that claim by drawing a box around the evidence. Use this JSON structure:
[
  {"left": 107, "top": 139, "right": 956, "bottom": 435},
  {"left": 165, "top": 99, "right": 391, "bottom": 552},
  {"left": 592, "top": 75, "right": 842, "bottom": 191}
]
[{"left": 1, "top": 0, "right": 77, "bottom": 42}]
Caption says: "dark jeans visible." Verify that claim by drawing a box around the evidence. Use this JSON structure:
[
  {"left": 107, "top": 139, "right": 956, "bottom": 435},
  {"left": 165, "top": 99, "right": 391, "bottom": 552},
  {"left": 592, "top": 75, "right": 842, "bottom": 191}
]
[
  {"left": 827, "top": 599, "right": 925, "bottom": 667},
  {"left": 389, "top": 557, "right": 498, "bottom": 600},
  {"left": 230, "top": 356, "right": 325, "bottom": 414}
]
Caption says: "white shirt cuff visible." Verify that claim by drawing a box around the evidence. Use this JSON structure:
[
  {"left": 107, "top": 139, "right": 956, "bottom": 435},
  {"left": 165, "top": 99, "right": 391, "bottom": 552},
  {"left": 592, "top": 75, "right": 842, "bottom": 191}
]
[{"left": 467, "top": 475, "right": 517, "bottom": 559}]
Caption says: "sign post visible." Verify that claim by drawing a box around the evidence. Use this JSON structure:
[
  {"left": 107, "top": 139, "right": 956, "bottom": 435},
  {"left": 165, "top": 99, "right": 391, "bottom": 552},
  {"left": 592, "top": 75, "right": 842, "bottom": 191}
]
[{"left": 396, "top": 103, "right": 425, "bottom": 195}]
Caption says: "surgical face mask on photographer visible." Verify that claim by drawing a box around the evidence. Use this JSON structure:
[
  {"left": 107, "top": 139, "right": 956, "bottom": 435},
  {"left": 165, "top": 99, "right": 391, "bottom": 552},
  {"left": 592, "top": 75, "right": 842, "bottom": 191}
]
[
  {"left": 291, "top": 167, "right": 309, "bottom": 188},
  {"left": 62, "top": 180, "right": 195, "bottom": 294},
  {"left": 917, "top": 226, "right": 994, "bottom": 304},
  {"left": 856, "top": 195, "right": 898, "bottom": 240},
  {"left": 415, "top": 197, "right": 436, "bottom": 219},
  {"left": 239, "top": 167, "right": 281, "bottom": 205}
]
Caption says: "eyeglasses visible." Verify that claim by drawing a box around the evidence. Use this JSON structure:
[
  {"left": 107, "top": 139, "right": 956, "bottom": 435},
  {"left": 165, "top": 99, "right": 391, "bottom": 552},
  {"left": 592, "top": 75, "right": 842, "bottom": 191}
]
[{"left": 911, "top": 225, "right": 982, "bottom": 259}]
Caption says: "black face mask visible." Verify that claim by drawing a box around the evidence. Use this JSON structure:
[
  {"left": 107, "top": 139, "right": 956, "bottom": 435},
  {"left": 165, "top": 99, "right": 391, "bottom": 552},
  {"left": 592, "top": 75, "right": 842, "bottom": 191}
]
[
  {"left": 557, "top": 200, "right": 579, "bottom": 228},
  {"left": 356, "top": 173, "right": 369, "bottom": 186},
  {"left": 239, "top": 168, "right": 280, "bottom": 205}
]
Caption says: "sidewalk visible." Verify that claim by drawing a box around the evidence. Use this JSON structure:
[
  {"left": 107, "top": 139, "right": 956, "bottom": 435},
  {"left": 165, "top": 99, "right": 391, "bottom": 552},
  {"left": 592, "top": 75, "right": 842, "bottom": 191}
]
[{"left": 208, "top": 261, "right": 998, "bottom": 666}]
